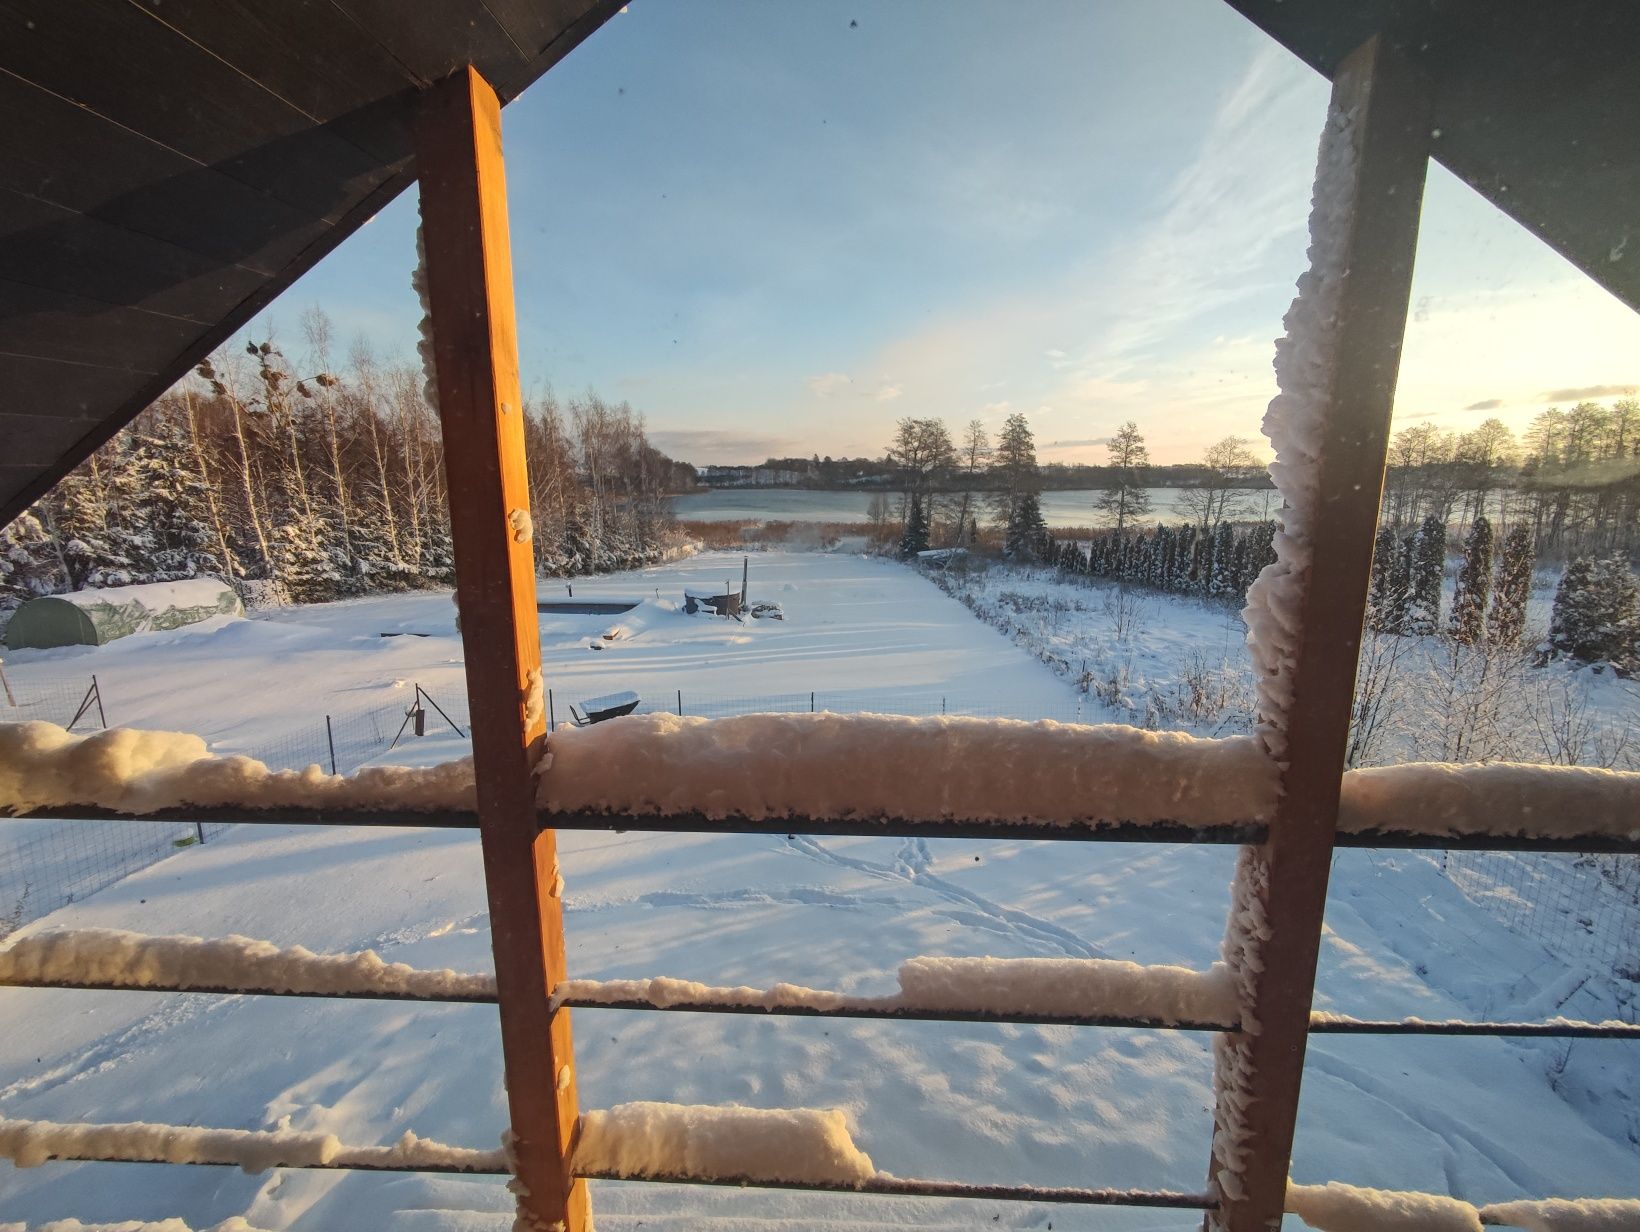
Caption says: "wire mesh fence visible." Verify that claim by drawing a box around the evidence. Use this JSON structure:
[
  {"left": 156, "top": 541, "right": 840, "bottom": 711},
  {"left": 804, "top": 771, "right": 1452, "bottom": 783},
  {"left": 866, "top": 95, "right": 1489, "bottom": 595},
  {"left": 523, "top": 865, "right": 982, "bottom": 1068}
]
[{"left": 1442, "top": 850, "right": 1640, "bottom": 988}]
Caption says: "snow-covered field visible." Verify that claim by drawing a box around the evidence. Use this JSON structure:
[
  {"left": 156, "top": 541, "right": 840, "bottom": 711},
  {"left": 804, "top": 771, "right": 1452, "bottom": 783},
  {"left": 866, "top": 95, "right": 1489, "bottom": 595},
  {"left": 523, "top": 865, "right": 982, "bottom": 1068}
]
[{"left": 1, "top": 551, "right": 1636, "bottom": 1229}]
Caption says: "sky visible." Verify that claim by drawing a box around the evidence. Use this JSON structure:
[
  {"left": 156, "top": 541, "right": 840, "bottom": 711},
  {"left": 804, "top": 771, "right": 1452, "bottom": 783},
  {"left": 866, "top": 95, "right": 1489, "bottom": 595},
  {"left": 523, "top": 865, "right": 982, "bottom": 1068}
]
[{"left": 272, "top": 0, "right": 1640, "bottom": 466}]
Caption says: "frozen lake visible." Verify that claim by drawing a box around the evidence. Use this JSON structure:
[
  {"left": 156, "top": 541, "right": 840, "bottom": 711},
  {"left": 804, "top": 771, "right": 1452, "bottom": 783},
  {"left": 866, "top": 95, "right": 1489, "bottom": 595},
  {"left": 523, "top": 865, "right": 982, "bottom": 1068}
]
[{"left": 670, "top": 486, "right": 1279, "bottom": 527}]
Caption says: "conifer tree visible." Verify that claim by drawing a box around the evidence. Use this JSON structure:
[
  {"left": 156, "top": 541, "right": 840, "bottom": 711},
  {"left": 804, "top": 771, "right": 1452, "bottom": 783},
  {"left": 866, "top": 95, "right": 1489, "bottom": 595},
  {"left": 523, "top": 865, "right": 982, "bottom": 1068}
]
[
  {"left": 899, "top": 492, "right": 931, "bottom": 559},
  {"left": 1004, "top": 491, "right": 1048, "bottom": 561},
  {"left": 1367, "top": 525, "right": 1405, "bottom": 633},
  {"left": 1209, "top": 520, "right": 1237, "bottom": 599},
  {"left": 1487, "top": 525, "right": 1533, "bottom": 646},
  {"left": 1447, "top": 514, "right": 1493, "bottom": 644},
  {"left": 1547, "top": 556, "right": 1640, "bottom": 670},
  {"left": 1406, "top": 515, "right": 1445, "bottom": 634}
]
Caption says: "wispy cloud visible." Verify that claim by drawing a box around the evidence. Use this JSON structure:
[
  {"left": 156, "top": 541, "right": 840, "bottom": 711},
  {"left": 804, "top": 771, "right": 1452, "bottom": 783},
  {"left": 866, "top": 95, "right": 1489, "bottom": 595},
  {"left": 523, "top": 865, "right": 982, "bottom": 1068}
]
[
  {"left": 875, "top": 382, "right": 903, "bottom": 402},
  {"left": 648, "top": 429, "right": 795, "bottom": 464},
  {"left": 1464, "top": 398, "right": 1503, "bottom": 411},
  {"left": 806, "top": 372, "right": 852, "bottom": 397},
  {"left": 1541, "top": 383, "right": 1638, "bottom": 403},
  {"left": 1043, "top": 437, "right": 1111, "bottom": 449}
]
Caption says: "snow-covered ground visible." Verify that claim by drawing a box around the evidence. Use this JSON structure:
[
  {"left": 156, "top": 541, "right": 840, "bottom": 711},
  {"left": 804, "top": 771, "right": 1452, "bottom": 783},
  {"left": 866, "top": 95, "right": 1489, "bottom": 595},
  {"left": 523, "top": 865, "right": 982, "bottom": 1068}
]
[{"left": 1, "top": 551, "right": 1637, "bottom": 1230}]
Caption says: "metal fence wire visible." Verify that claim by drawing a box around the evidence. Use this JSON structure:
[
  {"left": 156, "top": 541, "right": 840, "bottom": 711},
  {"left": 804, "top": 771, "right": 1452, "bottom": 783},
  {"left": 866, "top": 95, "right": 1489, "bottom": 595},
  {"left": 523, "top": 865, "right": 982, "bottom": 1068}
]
[{"left": 1443, "top": 849, "right": 1640, "bottom": 985}]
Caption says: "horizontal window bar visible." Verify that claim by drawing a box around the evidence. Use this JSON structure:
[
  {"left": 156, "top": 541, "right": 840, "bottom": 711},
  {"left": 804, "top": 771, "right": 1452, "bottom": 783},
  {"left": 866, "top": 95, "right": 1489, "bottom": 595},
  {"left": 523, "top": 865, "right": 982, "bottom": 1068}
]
[
  {"left": 12, "top": 1151, "right": 1214, "bottom": 1209},
  {"left": 8, "top": 806, "right": 1637, "bottom": 853},
  {"left": 7, "top": 978, "right": 1630, "bottom": 1040}
]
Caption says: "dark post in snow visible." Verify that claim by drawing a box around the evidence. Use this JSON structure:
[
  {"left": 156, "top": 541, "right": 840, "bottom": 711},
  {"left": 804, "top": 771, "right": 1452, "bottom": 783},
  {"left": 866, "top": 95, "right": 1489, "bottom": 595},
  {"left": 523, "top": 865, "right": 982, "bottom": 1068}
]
[
  {"left": 415, "top": 67, "right": 589, "bottom": 1232},
  {"left": 1206, "top": 35, "right": 1431, "bottom": 1232}
]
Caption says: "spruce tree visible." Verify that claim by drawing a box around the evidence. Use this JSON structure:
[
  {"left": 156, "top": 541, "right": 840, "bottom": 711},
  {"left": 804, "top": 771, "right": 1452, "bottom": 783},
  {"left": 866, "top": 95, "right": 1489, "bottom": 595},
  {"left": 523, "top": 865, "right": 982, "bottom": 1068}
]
[
  {"left": 1209, "top": 520, "right": 1237, "bottom": 599},
  {"left": 900, "top": 492, "right": 931, "bottom": 559},
  {"left": 1447, "top": 514, "right": 1493, "bottom": 644},
  {"left": 1487, "top": 525, "right": 1533, "bottom": 646},
  {"left": 1547, "top": 556, "right": 1640, "bottom": 670},
  {"left": 1406, "top": 515, "right": 1445, "bottom": 634},
  {"left": 1367, "top": 525, "right": 1404, "bottom": 633},
  {"left": 1004, "top": 491, "right": 1047, "bottom": 561}
]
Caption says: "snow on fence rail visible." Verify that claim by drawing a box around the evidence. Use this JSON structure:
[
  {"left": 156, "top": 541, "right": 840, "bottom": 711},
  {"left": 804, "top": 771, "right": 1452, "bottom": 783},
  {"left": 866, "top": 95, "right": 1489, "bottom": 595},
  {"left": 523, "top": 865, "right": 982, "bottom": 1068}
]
[
  {"left": 0, "top": 1116, "right": 506, "bottom": 1174},
  {"left": 0, "top": 1220, "right": 272, "bottom": 1231},
  {"left": 0, "top": 928, "right": 496, "bottom": 1001},
  {"left": 1285, "top": 1180, "right": 1640, "bottom": 1231},
  {"left": 7, "top": 719, "right": 1640, "bottom": 843}
]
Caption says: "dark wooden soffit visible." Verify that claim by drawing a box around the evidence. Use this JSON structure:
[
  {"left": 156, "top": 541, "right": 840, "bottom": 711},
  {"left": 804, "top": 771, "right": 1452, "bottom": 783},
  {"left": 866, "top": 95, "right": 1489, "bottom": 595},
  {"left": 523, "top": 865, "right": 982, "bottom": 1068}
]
[
  {"left": 0, "top": 0, "right": 624, "bottom": 529},
  {"left": 1225, "top": 0, "right": 1639, "bottom": 316}
]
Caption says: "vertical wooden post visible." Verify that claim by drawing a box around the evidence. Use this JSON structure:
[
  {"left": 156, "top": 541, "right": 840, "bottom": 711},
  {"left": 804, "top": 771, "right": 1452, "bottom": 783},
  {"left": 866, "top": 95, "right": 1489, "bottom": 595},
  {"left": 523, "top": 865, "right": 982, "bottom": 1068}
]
[
  {"left": 416, "top": 67, "right": 589, "bottom": 1232},
  {"left": 1208, "top": 36, "right": 1429, "bottom": 1232}
]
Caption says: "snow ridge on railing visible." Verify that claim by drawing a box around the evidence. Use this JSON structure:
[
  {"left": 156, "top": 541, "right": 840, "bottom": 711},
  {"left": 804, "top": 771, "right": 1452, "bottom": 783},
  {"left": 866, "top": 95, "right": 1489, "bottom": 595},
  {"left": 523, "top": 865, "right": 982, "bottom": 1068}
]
[
  {"left": 0, "top": 1219, "right": 273, "bottom": 1231},
  {"left": 1286, "top": 1180, "right": 1640, "bottom": 1232},
  {"left": 559, "top": 956, "right": 1238, "bottom": 1028},
  {"left": 0, "top": 929, "right": 496, "bottom": 1001},
  {"left": 8, "top": 719, "right": 1640, "bottom": 845},
  {"left": 0, "top": 1117, "right": 505, "bottom": 1174}
]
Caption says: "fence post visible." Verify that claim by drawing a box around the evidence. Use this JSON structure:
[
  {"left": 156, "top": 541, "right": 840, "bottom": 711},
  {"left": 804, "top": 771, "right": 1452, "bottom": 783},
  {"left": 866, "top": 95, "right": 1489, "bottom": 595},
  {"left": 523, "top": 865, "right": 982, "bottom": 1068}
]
[
  {"left": 677, "top": 689, "right": 683, "bottom": 717},
  {"left": 92, "top": 675, "right": 106, "bottom": 727},
  {"left": 326, "top": 715, "right": 338, "bottom": 776},
  {"left": 810, "top": 691, "right": 815, "bottom": 713},
  {"left": 548, "top": 688, "right": 555, "bottom": 733},
  {"left": 195, "top": 820, "right": 205, "bottom": 845}
]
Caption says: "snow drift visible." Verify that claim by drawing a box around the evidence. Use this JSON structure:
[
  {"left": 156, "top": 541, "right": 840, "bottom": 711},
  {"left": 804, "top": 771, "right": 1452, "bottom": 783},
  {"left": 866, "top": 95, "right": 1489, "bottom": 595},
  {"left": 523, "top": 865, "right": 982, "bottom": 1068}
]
[{"left": 574, "top": 1102, "right": 876, "bottom": 1186}]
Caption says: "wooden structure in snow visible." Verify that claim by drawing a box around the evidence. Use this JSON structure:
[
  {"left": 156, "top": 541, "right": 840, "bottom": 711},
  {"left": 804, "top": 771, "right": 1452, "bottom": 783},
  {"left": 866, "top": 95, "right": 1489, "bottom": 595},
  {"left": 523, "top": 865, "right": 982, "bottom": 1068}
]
[{"left": 1, "top": 4, "right": 1637, "bottom": 1231}]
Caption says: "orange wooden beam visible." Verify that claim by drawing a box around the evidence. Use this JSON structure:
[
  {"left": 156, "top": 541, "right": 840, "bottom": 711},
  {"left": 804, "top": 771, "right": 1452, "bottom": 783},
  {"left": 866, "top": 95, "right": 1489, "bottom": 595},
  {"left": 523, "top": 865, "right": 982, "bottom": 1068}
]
[
  {"left": 415, "top": 67, "right": 589, "bottom": 1232},
  {"left": 1207, "top": 34, "right": 1431, "bottom": 1232}
]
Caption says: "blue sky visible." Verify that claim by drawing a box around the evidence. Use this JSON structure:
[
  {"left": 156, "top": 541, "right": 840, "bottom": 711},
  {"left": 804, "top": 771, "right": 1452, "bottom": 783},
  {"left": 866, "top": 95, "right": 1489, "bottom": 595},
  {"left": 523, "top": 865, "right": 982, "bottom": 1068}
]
[{"left": 276, "top": 0, "right": 1640, "bottom": 465}]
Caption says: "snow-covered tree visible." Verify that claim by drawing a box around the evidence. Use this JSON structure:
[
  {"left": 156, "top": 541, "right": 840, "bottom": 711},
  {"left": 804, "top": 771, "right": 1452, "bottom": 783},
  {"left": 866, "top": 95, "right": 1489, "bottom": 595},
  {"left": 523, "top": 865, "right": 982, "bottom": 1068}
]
[
  {"left": 1406, "top": 515, "right": 1445, "bottom": 635},
  {"left": 1208, "top": 520, "right": 1237, "bottom": 599},
  {"left": 1367, "top": 525, "right": 1408, "bottom": 633},
  {"left": 1488, "top": 524, "right": 1534, "bottom": 646},
  {"left": 899, "top": 492, "right": 931, "bottom": 559},
  {"left": 1447, "top": 514, "right": 1493, "bottom": 644},
  {"left": 1546, "top": 557, "right": 1640, "bottom": 671},
  {"left": 1002, "top": 491, "right": 1046, "bottom": 561}
]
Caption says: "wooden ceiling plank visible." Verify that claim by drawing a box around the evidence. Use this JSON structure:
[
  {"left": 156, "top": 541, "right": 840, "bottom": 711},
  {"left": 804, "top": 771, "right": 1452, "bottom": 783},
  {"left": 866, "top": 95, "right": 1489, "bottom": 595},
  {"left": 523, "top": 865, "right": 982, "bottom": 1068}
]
[
  {"left": 0, "top": 187, "right": 267, "bottom": 325},
  {"left": 0, "top": 279, "right": 201, "bottom": 373},
  {"left": 125, "top": 0, "right": 421, "bottom": 166},
  {"left": 328, "top": 0, "right": 535, "bottom": 98},
  {"left": 0, "top": 0, "right": 387, "bottom": 224},
  {"left": 0, "top": 72, "right": 331, "bottom": 278}
]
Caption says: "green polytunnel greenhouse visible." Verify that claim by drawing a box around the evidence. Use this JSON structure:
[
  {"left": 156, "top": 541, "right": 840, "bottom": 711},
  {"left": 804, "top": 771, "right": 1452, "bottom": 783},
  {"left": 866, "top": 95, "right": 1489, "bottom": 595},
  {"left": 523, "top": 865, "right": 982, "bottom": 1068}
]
[{"left": 3, "top": 579, "right": 242, "bottom": 650}]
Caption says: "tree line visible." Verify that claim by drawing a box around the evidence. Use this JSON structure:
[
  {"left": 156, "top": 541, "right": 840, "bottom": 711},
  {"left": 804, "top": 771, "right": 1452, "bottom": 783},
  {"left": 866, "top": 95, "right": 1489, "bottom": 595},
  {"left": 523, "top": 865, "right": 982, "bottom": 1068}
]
[
  {"left": 1382, "top": 402, "right": 1640, "bottom": 558},
  {"left": 0, "top": 310, "right": 694, "bottom": 615}
]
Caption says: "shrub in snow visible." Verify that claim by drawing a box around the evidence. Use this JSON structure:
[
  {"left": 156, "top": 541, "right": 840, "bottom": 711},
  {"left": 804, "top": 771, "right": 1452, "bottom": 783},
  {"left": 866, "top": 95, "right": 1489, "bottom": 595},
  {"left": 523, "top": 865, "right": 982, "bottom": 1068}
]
[{"left": 575, "top": 1102, "right": 876, "bottom": 1185}]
